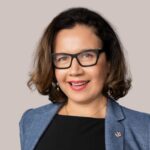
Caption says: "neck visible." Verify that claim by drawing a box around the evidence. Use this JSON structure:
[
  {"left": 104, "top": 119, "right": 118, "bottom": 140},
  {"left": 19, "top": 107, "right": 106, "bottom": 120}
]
[{"left": 64, "top": 95, "right": 107, "bottom": 118}]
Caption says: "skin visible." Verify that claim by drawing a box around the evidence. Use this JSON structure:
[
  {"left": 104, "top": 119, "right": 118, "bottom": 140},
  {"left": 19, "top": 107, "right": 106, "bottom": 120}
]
[{"left": 54, "top": 24, "right": 110, "bottom": 118}]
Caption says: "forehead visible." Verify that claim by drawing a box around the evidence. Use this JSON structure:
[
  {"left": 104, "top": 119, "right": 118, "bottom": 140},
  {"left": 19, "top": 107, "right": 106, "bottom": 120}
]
[{"left": 54, "top": 24, "right": 102, "bottom": 53}]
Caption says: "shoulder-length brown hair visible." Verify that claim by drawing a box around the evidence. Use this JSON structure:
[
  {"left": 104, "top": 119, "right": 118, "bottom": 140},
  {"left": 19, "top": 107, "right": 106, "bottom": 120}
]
[{"left": 27, "top": 7, "right": 132, "bottom": 103}]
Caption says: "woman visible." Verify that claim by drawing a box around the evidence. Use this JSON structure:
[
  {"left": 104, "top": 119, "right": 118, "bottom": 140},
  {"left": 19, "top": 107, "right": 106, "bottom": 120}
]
[{"left": 19, "top": 7, "right": 150, "bottom": 150}]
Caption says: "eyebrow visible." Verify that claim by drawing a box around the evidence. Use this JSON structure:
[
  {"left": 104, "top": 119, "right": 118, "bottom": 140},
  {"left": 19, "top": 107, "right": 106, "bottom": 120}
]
[{"left": 54, "top": 48, "right": 102, "bottom": 54}]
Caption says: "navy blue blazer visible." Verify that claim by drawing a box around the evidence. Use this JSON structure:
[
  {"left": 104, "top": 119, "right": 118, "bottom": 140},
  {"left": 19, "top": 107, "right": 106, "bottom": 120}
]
[{"left": 19, "top": 98, "right": 150, "bottom": 150}]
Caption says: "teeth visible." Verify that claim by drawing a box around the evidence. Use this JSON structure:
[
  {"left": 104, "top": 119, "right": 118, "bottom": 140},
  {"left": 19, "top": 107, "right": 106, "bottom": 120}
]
[{"left": 71, "top": 81, "right": 88, "bottom": 86}]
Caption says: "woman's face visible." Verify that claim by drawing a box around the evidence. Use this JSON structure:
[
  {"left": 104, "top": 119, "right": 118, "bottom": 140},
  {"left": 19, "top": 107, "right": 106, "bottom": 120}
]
[{"left": 54, "top": 24, "right": 109, "bottom": 104}]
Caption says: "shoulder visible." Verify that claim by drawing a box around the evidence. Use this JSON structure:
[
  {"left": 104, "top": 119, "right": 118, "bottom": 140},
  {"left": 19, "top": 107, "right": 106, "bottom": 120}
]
[
  {"left": 108, "top": 98, "right": 150, "bottom": 127},
  {"left": 19, "top": 103, "right": 63, "bottom": 149},
  {"left": 118, "top": 103, "right": 150, "bottom": 146},
  {"left": 19, "top": 103, "right": 62, "bottom": 126},
  {"left": 120, "top": 104, "right": 150, "bottom": 122},
  {"left": 117, "top": 103, "right": 150, "bottom": 133},
  {"left": 109, "top": 98, "right": 150, "bottom": 121},
  {"left": 108, "top": 98, "right": 150, "bottom": 121}
]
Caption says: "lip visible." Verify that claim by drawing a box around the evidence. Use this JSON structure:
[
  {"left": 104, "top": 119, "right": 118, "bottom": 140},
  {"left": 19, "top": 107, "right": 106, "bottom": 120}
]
[{"left": 68, "top": 80, "right": 90, "bottom": 91}]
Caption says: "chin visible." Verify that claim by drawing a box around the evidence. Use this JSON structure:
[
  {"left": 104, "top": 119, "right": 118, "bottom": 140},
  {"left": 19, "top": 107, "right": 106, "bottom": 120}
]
[{"left": 67, "top": 95, "right": 95, "bottom": 104}]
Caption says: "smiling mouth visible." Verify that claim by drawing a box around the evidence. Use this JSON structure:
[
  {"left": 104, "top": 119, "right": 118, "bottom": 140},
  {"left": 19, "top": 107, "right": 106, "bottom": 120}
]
[{"left": 68, "top": 80, "right": 90, "bottom": 91}]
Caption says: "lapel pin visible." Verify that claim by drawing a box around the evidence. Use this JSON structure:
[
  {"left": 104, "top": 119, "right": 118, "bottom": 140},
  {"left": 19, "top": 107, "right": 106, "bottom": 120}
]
[{"left": 114, "top": 131, "right": 122, "bottom": 138}]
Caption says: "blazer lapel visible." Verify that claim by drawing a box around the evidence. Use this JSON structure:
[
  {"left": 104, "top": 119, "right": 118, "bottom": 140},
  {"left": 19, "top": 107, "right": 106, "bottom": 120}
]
[
  {"left": 105, "top": 98, "right": 125, "bottom": 150},
  {"left": 24, "top": 103, "right": 63, "bottom": 150}
]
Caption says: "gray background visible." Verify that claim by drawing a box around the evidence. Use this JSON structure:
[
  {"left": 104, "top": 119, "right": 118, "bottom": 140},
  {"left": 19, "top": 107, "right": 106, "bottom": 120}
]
[{"left": 0, "top": 0, "right": 149, "bottom": 149}]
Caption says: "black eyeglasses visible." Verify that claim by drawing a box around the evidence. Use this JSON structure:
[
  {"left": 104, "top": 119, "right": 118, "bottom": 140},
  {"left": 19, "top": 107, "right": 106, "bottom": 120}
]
[{"left": 51, "top": 48, "right": 105, "bottom": 69}]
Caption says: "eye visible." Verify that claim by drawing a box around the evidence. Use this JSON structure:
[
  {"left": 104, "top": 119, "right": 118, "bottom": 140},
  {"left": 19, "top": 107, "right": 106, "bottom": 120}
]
[
  {"left": 55, "top": 55, "right": 69, "bottom": 62},
  {"left": 80, "top": 51, "right": 96, "bottom": 59}
]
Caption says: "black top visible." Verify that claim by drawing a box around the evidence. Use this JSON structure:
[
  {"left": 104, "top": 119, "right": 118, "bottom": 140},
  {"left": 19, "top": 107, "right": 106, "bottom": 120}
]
[{"left": 35, "top": 114, "right": 105, "bottom": 150}]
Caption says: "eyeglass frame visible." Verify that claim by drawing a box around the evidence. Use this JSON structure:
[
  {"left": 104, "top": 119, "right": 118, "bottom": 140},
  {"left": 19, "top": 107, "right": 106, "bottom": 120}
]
[{"left": 51, "top": 48, "right": 105, "bottom": 69}]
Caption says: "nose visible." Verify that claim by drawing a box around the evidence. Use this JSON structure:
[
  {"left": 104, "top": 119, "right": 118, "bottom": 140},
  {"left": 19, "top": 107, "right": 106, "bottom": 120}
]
[{"left": 68, "top": 57, "right": 84, "bottom": 76}]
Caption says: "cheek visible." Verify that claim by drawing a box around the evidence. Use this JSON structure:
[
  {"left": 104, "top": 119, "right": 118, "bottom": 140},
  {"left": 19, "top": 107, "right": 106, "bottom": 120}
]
[
  {"left": 55, "top": 70, "right": 66, "bottom": 83},
  {"left": 55, "top": 70, "right": 60, "bottom": 82},
  {"left": 92, "top": 61, "right": 109, "bottom": 83},
  {"left": 92, "top": 69, "right": 106, "bottom": 84}
]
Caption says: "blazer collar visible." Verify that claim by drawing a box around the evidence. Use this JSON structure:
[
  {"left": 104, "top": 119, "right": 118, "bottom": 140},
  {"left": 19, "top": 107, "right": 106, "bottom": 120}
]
[
  {"left": 26, "top": 98, "right": 125, "bottom": 150},
  {"left": 105, "top": 98, "right": 125, "bottom": 150}
]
